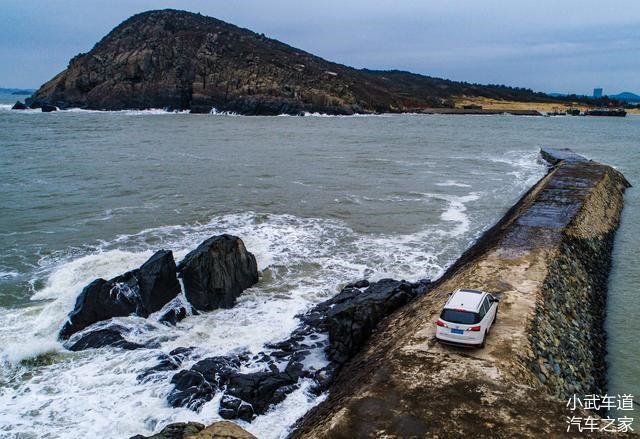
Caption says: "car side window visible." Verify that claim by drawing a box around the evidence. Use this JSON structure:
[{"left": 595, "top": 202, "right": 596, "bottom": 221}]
[
  {"left": 481, "top": 297, "right": 491, "bottom": 316},
  {"left": 478, "top": 300, "right": 487, "bottom": 318}
]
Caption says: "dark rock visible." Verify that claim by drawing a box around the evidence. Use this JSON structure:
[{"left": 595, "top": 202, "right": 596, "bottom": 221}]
[
  {"left": 41, "top": 104, "right": 57, "bottom": 112},
  {"left": 167, "top": 355, "right": 241, "bottom": 409},
  {"left": 177, "top": 235, "right": 258, "bottom": 311},
  {"left": 137, "top": 353, "right": 180, "bottom": 382},
  {"left": 169, "top": 346, "right": 196, "bottom": 361},
  {"left": 11, "top": 101, "right": 27, "bottom": 110},
  {"left": 221, "top": 371, "right": 298, "bottom": 418},
  {"left": 66, "top": 327, "right": 145, "bottom": 351},
  {"left": 158, "top": 305, "right": 188, "bottom": 325},
  {"left": 219, "top": 395, "right": 254, "bottom": 422},
  {"left": 59, "top": 250, "right": 181, "bottom": 339},
  {"left": 164, "top": 277, "right": 431, "bottom": 421},
  {"left": 302, "top": 278, "right": 431, "bottom": 368},
  {"left": 345, "top": 279, "right": 369, "bottom": 289},
  {"left": 322, "top": 279, "right": 425, "bottom": 366},
  {"left": 167, "top": 370, "right": 215, "bottom": 409}
]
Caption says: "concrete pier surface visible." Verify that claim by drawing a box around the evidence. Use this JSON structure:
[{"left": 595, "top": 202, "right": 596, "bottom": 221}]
[{"left": 292, "top": 148, "right": 633, "bottom": 438}]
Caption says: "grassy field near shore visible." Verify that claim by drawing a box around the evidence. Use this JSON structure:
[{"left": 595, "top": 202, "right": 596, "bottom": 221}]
[
  {"left": 454, "top": 96, "right": 586, "bottom": 112},
  {"left": 454, "top": 96, "right": 640, "bottom": 115}
]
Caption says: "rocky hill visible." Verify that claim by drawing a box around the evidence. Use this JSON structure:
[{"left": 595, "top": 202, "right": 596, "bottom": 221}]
[{"left": 29, "top": 9, "right": 556, "bottom": 115}]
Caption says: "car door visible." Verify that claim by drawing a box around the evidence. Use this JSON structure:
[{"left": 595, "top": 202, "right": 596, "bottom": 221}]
[
  {"left": 481, "top": 297, "right": 493, "bottom": 330},
  {"left": 486, "top": 295, "right": 497, "bottom": 327}
]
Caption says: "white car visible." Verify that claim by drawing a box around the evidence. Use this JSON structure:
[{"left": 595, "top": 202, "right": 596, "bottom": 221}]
[{"left": 435, "top": 288, "right": 499, "bottom": 348}]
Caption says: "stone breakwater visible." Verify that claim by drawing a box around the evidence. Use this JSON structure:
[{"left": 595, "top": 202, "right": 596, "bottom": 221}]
[{"left": 291, "top": 148, "right": 632, "bottom": 437}]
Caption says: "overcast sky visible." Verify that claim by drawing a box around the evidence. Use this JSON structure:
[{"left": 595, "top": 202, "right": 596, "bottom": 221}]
[{"left": 1, "top": 1, "right": 638, "bottom": 94}]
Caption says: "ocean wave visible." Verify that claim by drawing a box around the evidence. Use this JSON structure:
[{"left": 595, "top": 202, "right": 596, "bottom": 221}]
[{"left": 0, "top": 209, "right": 464, "bottom": 438}]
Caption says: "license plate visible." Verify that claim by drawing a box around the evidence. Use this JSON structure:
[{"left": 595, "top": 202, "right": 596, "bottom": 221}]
[{"left": 451, "top": 328, "right": 464, "bottom": 334}]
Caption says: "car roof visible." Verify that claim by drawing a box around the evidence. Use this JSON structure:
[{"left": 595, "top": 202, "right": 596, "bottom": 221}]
[{"left": 444, "top": 289, "right": 487, "bottom": 312}]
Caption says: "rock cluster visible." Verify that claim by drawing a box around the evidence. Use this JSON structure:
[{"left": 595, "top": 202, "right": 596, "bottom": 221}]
[
  {"left": 59, "top": 236, "right": 258, "bottom": 349},
  {"left": 151, "top": 278, "right": 430, "bottom": 421}
]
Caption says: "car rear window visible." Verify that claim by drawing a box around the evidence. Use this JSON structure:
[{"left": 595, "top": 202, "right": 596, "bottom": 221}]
[{"left": 441, "top": 309, "right": 480, "bottom": 324}]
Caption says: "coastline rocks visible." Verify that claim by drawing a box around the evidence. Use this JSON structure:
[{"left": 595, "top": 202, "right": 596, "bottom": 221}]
[
  {"left": 41, "top": 104, "right": 57, "bottom": 112},
  {"left": 177, "top": 235, "right": 258, "bottom": 311},
  {"left": 11, "top": 101, "right": 27, "bottom": 110},
  {"left": 59, "top": 250, "right": 180, "bottom": 339},
  {"left": 137, "top": 347, "right": 196, "bottom": 382},
  {"left": 168, "top": 355, "right": 241, "bottom": 408},
  {"left": 158, "top": 305, "right": 189, "bottom": 325},
  {"left": 130, "top": 421, "right": 256, "bottom": 439},
  {"left": 66, "top": 326, "right": 146, "bottom": 351},
  {"left": 220, "top": 371, "right": 298, "bottom": 421},
  {"left": 164, "top": 278, "right": 431, "bottom": 421},
  {"left": 306, "top": 278, "right": 431, "bottom": 367}
]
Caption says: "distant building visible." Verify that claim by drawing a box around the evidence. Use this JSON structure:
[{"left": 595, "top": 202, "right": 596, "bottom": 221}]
[{"left": 593, "top": 88, "right": 603, "bottom": 99}]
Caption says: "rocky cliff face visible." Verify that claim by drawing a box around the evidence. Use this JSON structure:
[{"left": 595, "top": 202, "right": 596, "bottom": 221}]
[
  {"left": 291, "top": 149, "right": 631, "bottom": 437},
  {"left": 29, "top": 9, "right": 552, "bottom": 114}
]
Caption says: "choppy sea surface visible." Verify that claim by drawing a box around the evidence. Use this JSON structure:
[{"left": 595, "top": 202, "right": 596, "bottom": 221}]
[{"left": 0, "top": 94, "right": 638, "bottom": 438}]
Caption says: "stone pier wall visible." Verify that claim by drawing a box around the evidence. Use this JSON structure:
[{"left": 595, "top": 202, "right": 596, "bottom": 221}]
[{"left": 291, "top": 148, "right": 632, "bottom": 438}]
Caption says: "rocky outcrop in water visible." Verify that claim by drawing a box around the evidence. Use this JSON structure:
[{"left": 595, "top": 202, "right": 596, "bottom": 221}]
[
  {"left": 28, "top": 9, "right": 555, "bottom": 114},
  {"left": 40, "top": 104, "right": 57, "bottom": 112},
  {"left": 67, "top": 326, "right": 147, "bottom": 351},
  {"left": 177, "top": 235, "right": 259, "bottom": 311},
  {"left": 59, "top": 235, "right": 258, "bottom": 349},
  {"left": 59, "top": 250, "right": 181, "bottom": 339},
  {"left": 11, "top": 101, "right": 27, "bottom": 110},
  {"left": 130, "top": 421, "right": 255, "bottom": 439},
  {"left": 155, "top": 278, "right": 430, "bottom": 421}
]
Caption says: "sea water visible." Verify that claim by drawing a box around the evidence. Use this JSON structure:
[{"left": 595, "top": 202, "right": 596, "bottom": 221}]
[{"left": 0, "top": 95, "right": 638, "bottom": 438}]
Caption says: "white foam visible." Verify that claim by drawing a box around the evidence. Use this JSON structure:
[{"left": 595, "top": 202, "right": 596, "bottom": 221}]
[{"left": 435, "top": 180, "right": 472, "bottom": 188}]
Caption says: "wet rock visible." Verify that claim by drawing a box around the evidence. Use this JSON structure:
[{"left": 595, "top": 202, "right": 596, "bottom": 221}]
[
  {"left": 137, "top": 354, "right": 180, "bottom": 382},
  {"left": 304, "top": 278, "right": 431, "bottom": 367},
  {"left": 158, "top": 305, "right": 188, "bottom": 325},
  {"left": 167, "top": 356, "right": 241, "bottom": 409},
  {"left": 177, "top": 235, "right": 258, "bottom": 311},
  {"left": 59, "top": 250, "right": 181, "bottom": 339},
  {"left": 344, "top": 279, "right": 369, "bottom": 289},
  {"left": 166, "top": 278, "right": 431, "bottom": 421},
  {"left": 167, "top": 369, "right": 216, "bottom": 409},
  {"left": 219, "top": 395, "right": 255, "bottom": 422},
  {"left": 11, "top": 101, "right": 27, "bottom": 110},
  {"left": 66, "top": 327, "right": 145, "bottom": 351},
  {"left": 41, "top": 104, "right": 57, "bottom": 112},
  {"left": 138, "top": 347, "right": 198, "bottom": 382},
  {"left": 221, "top": 371, "right": 298, "bottom": 419}
]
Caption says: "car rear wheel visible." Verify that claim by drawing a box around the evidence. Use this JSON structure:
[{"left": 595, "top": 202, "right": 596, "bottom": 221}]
[{"left": 480, "top": 331, "right": 487, "bottom": 348}]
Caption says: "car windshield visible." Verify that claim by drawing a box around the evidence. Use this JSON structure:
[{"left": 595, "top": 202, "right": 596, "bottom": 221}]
[{"left": 441, "top": 309, "right": 480, "bottom": 324}]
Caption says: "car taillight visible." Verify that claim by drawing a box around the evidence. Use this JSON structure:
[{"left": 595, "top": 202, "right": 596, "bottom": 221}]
[
  {"left": 468, "top": 325, "right": 481, "bottom": 332},
  {"left": 436, "top": 320, "right": 448, "bottom": 328}
]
